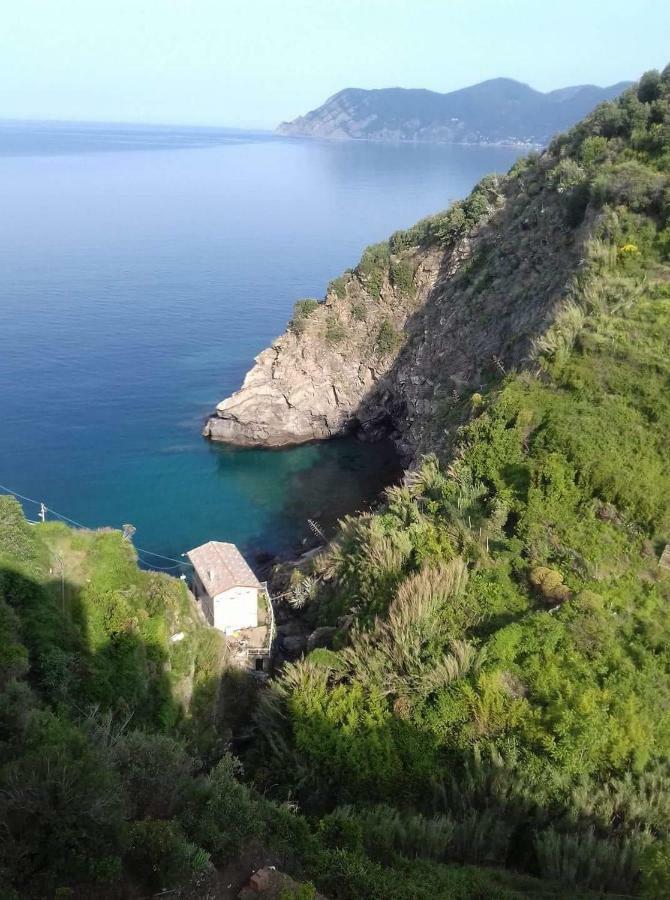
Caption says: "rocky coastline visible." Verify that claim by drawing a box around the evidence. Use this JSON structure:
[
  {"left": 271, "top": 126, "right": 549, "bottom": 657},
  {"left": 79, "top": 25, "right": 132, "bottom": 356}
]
[
  {"left": 202, "top": 242, "right": 444, "bottom": 457},
  {"left": 205, "top": 160, "right": 590, "bottom": 464}
]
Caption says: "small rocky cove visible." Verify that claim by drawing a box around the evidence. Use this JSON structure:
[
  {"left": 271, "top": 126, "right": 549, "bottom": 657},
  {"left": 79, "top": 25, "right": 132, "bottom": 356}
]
[{"left": 205, "top": 161, "right": 593, "bottom": 664}]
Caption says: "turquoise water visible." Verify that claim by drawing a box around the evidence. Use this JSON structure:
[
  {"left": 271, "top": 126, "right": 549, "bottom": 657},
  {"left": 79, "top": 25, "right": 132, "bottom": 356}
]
[{"left": 0, "top": 121, "right": 523, "bottom": 563}]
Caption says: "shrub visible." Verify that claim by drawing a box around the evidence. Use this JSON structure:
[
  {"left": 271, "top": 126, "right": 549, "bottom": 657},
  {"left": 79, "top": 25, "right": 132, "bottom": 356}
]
[
  {"left": 390, "top": 258, "right": 416, "bottom": 297},
  {"left": 430, "top": 181, "right": 499, "bottom": 248},
  {"left": 641, "top": 841, "right": 670, "bottom": 899},
  {"left": 290, "top": 298, "right": 320, "bottom": 335},
  {"left": 431, "top": 204, "right": 468, "bottom": 245},
  {"left": 318, "top": 811, "right": 364, "bottom": 852},
  {"left": 123, "top": 819, "right": 207, "bottom": 891},
  {"left": 357, "top": 242, "right": 390, "bottom": 299},
  {"left": 0, "top": 730, "right": 125, "bottom": 892},
  {"left": 592, "top": 161, "right": 666, "bottom": 213},
  {"left": 617, "top": 242, "right": 642, "bottom": 271},
  {"left": 638, "top": 70, "right": 663, "bottom": 104},
  {"left": 389, "top": 217, "right": 436, "bottom": 252},
  {"left": 351, "top": 301, "right": 367, "bottom": 322},
  {"left": 329, "top": 276, "right": 347, "bottom": 299},
  {"left": 579, "top": 135, "right": 608, "bottom": 167},
  {"left": 325, "top": 316, "right": 347, "bottom": 345},
  {"left": 590, "top": 101, "right": 629, "bottom": 139},
  {"left": 180, "top": 754, "right": 261, "bottom": 864},
  {"left": 375, "top": 319, "right": 401, "bottom": 355},
  {"left": 529, "top": 567, "right": 571, "bottom": 603},
  {"left": 0, "top": 496, "right": 41, "bottom": 564},
  {"left": 657, "top": 227, "right": 670, "bottom": 260},
  {"left": 112, "top": 730, "right": 194, "bottom": 820},
  {"left": 0, "top": 599, "right": 29, "bottom": 684},
  {"left": 548, "top": 159, "right": 586, "bottom": 194}
]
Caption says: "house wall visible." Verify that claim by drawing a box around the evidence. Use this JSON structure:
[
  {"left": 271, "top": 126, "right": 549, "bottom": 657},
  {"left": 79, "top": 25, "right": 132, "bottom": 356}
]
[
  {"left": 191, "top": 571, "right": 214, "bottom": 626},
  {"left": 213, "top": 586, "right": 259, "bottom": 634}
]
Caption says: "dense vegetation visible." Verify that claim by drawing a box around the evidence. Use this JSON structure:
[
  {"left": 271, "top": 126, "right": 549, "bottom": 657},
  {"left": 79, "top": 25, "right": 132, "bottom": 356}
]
[
  {"left": 0, "top": 506, "right": 230, "bottom": 893},
  {"left": 0, "top": 501, "right": 553, "bottom": 898},
  {"left": 253, "top": 66, "right": 670, "bottom": 897},
  {"left": 3, "top": 66, "right": 670, "bottom": 898}
]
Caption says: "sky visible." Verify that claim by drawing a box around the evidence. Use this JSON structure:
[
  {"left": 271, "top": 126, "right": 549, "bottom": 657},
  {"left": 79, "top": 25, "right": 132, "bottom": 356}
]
[{"left": 2, "top": 0, "right": 669, "bottom": 128}]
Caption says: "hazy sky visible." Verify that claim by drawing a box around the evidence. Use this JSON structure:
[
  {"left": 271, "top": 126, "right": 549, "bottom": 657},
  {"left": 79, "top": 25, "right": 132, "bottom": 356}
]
[{"left": 2, "top": 0, "right": 669, "bottom": 128}]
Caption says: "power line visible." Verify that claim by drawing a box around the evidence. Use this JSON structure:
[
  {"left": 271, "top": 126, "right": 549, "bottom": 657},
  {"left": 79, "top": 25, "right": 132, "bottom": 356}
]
[
  {"left": 48, "top": 508, "right": 90, "bottom": 530},
  {"left": 135, "top": 548, "right": 190, "bottom": 567},
  {"left": 0, "top": 481, "right": 191, "bottom": 569},
  {"left": 133, "top": 546, "right": 190, "bottom": 563},
  {"left": 0, "top": 483, "right": 41, "bottom": 507},
  {"left": 136, "top": 552, "right": 186, "bottom": 571}
]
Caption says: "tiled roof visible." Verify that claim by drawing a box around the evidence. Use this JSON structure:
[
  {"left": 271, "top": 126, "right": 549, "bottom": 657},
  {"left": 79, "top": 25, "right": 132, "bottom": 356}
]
[{"left": 187, "top": 541, "right": 261, "bottom": 596}]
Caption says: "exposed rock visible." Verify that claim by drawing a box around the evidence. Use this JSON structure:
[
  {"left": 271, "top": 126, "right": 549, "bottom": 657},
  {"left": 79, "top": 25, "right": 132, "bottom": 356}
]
[
  {"left": 336, "top": 614, "right": 354, "bottom": 632},
  {"left": 204, "top": 246, "right": 442, "bottom": 452},
  {"left": 238, "top": 866, "right": 327, "bottom": 899},
  {"left": 206, "top": 158, "right": 591, "bottom": 465},
  {"left": 279, "top": 634, "right": 308, "bottom": 656},
  {"left": 306, "top": 626, "right": 338, "bottom": 652},
  {"left": 277, "top": 620, "right": 309, "bottom": 657},
  {"left": 204, "top": 342, "right": 364, "bottom": 446}
]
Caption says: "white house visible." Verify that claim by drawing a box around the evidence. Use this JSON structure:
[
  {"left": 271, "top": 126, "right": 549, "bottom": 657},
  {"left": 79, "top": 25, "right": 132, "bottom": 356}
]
[{"left": 186, "top": 541, "right": 261, "bottom": 635}]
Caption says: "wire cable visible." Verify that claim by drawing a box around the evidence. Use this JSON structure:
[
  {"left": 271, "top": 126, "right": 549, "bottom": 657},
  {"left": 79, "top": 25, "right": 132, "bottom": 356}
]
[{"left": 0, "top": 481, "right": 192, "bottom": 568}]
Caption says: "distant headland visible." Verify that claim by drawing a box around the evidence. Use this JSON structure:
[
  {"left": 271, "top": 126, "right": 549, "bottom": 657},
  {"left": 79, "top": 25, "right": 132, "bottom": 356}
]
[{"left": 277, "top": 76, "right": 631, "bottom": 146}]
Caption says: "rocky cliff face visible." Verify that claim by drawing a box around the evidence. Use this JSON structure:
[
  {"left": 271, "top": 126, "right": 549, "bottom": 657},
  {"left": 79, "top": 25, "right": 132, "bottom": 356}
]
[
  {"left": 205, "top": 153, "right": 593, "bottom": 463},
  {"left": 203, "top": 246, "right": 443, "bottom": 449}
]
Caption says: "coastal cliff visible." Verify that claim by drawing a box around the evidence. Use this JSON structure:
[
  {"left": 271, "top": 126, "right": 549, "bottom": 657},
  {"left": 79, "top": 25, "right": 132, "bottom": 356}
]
[
  {"left": 203, "top": 243, "right": 443, "bottom": 450},
  {"left": 205, "top": 150, "right": 590, "bottom": 461}
]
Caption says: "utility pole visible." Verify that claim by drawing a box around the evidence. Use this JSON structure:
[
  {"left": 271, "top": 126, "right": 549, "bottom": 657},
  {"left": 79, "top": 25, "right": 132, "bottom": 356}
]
[{"left": 39, "top": 502, "right": 46, "bottom": 524}]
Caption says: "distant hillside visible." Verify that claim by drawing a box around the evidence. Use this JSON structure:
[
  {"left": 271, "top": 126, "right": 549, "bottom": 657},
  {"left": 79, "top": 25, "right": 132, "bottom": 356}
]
[{"left": 277, "top": 77, "right": 631, "bottom": 145}]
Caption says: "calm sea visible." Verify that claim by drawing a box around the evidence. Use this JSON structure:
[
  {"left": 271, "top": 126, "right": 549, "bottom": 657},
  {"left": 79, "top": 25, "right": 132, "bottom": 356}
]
[{"left": 0, "top": 120, "right": 522, "bottom": 564}]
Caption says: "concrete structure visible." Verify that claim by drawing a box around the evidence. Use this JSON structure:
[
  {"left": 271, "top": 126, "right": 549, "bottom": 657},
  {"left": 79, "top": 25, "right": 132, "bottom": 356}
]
[{"left": 186, "top": 541, "right": 261, "bottom": 635}]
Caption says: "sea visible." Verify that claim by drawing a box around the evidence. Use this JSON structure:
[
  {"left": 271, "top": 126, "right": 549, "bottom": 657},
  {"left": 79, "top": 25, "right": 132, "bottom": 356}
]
[{"left": 0, "top": 119, "right": 523, "bottom": 566}]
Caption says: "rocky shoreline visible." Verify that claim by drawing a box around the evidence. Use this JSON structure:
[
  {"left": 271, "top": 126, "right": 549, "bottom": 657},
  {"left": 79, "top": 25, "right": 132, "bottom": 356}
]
[
  {"left": 202, "top": 240, "right": 445, "bottom": 457},
  {"left": 205, "top": 162, "right": 590, "bottom": 465}
]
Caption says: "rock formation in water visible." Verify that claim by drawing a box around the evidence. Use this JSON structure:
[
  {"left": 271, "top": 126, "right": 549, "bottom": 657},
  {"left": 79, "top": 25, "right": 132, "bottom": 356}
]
[
  {"left": 203, "top": 244, "right": 443, "bottom": 450},
  {"left": 205, "top": 138, "right": 594, "bottom": 461},
  {"left": 276, "top": 78, "right": 630, "bottom": 145}
]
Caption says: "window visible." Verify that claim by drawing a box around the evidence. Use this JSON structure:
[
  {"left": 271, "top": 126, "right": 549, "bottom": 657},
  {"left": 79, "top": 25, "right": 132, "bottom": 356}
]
[{"left": 255, "top": 658, "right": 264, "bottom": 672}]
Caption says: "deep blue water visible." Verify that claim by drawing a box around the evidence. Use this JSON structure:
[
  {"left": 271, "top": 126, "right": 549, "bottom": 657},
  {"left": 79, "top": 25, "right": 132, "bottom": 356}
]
[{"left": 0, "top": 120, "right": 523, "bottom": 564}]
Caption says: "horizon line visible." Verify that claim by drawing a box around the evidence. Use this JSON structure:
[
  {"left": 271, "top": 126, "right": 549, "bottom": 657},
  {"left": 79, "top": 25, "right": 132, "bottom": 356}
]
[{"left": 0, "top": 115, "right": 276, "bottom": 132}]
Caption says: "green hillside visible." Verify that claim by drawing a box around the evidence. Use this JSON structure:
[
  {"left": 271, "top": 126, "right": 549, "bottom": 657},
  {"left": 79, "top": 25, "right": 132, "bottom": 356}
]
[
  {"left": 255, "top": 66, "right": 670, "bottom": 897},
  {"left": 3, "top": 65, "right": 670, "bottom": 898},
  {"left": 277, "top": 77, "right": 630, "bottom": 144},
  {"left": 0, "top": 500, "right": 562, "bottom": 898}
]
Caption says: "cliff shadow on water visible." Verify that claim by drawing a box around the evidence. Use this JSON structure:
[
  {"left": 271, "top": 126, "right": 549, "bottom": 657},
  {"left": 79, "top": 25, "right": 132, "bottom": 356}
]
[{"left": 208, "top": 434, "right": 404, "bottom": 561}]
